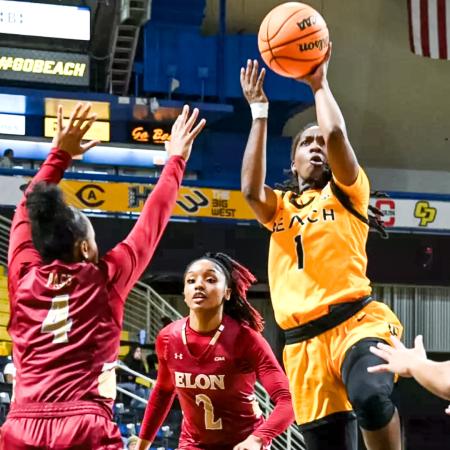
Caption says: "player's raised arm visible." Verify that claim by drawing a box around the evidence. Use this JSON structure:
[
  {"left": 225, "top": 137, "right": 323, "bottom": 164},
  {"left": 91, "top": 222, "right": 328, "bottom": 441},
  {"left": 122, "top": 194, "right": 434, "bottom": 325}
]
[
  {"left": 298, "top": 43, "right": 359, "bottom": 186},
  {"left": 104, "top": 105, "right": 206, "bottom": 296},
  {"left": 240, "top": 59, "right": 278, "bottom": 224},
  {"left": 8, "top": 103, "right": 98, "bottom": 284}
]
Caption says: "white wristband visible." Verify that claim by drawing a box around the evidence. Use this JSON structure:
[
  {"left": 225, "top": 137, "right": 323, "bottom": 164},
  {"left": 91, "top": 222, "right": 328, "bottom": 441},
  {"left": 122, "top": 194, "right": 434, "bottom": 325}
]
[{"left": 250, "top": 102, "right": 269, "bottom": 120}]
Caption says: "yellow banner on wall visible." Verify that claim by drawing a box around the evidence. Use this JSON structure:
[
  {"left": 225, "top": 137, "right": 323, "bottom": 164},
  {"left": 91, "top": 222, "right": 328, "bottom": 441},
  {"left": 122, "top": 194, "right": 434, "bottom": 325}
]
[
  {"left": 59, "top": 179, "right": 256, "bottom": 221},
  {"left": 45, "top": 98, "right": 110, "bottom": 120},
  {"left": 45, "top": 117, "right": 110, "bottom": 142}
]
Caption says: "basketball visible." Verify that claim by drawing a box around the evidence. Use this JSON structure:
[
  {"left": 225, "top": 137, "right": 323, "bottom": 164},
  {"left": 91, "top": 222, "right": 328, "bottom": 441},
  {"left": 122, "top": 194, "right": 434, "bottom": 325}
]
[{"left": 258, "top": 2, "right": 329, "bottom": 78}]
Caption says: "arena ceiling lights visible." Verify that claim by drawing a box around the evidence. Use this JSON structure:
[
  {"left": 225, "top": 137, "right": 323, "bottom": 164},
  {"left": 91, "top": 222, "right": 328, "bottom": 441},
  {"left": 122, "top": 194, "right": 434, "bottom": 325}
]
[{"left": 0, "top": 1, "right": 90, "bottom": 41}]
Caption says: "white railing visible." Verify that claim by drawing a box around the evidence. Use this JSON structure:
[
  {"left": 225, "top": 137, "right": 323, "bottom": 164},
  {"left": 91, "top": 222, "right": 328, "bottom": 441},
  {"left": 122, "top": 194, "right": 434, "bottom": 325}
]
[{"left": 0, "top": 215, "right": 11, "bottom": 267}]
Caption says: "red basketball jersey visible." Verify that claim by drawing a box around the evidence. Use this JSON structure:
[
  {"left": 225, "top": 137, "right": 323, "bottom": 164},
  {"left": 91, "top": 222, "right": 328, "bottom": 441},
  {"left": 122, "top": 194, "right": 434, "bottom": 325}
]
[
  {"left": 7, "top": 149, "right": 185, "bottom": 416},
  {"left": 140, "top": 315, "right": 294, "bottom": 449}
]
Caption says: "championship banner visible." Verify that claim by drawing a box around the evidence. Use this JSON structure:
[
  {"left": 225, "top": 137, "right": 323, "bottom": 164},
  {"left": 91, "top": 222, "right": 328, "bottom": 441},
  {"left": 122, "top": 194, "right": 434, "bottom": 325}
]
[{"left": 59, "top": 180, "right": 254, "bottom": 220}]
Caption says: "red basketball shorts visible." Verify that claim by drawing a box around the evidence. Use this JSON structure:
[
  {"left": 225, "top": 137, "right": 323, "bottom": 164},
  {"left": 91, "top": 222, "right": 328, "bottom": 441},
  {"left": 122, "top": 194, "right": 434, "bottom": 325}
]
[{"left": 0, "top": 401, "right": 123, "bottom": 450}]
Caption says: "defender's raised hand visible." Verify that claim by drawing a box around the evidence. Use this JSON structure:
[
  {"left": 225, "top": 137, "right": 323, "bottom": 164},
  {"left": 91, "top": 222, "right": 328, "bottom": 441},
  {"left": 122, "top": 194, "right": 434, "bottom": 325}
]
[
  {"left": 52, "top": 103, "right": 100, "bottom": 157},
  {"left": 165, "top": 105, "right": 206, "bottom": 161},
  {"left": 240, "top": 59, "right": 268, "bottom": 105}
]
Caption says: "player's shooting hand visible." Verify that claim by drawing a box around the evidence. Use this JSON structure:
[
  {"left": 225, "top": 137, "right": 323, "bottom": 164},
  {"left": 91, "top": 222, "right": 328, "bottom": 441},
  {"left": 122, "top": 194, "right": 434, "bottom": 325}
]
[
  {"left": 52, "top": 103, "right": 100, "bottom": 157},
  {"left": 233, "top": 434, "right": 264, "bottom": 450},
  {"left": 298, "top": 42, "right": 332, "bottom": 92},
  {"left": 240, "top": 59, "right": 268, "bottom": 105},
  {"left": 367, "top": 335, "right": 427, "bottom": 378},
  {"left": 164, "top": 105, "right": 206, "bottom": 162},
  {"left": 135, "top": 437, "right": 151, "bottom": 450}
]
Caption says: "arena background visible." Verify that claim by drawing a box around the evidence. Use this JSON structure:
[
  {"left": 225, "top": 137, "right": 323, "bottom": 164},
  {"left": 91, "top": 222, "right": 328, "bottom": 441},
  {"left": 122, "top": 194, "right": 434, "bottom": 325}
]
[{"left": 0, "top": 0, "right": 449, "bottom": 449}]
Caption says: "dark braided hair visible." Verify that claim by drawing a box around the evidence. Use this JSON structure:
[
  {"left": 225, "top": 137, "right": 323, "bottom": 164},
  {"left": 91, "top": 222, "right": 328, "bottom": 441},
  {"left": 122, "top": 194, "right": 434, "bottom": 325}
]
[
  {"left": 26, "top": 182, "right": 89, "bottom": 263},
  {"left": 185, "top": 252, "right": 264, "bottom": 332},
  {"left": 276, "top": 124, "right": 388, "bottom": 238}
]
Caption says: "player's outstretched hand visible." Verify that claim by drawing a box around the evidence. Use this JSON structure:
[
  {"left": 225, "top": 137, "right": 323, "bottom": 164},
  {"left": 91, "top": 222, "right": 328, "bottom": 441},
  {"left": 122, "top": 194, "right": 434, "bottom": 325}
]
[
  {"left": 367, "top": 335, "right": 427, "bottom": 378},
  {"left": 165, "top": 105, "right": 206, "bottom": 162},
  {"left": 240, "top": 59, "right": 268, "bottom": 105},
  {"left": 233, "top": 434, "right": 264, "bottom": 450},
  {"left": 298, "top": 42, "right": 332, "bottom": 91},
  {"left": 52, "top": 102, "right": 100, "bottom": 157}
]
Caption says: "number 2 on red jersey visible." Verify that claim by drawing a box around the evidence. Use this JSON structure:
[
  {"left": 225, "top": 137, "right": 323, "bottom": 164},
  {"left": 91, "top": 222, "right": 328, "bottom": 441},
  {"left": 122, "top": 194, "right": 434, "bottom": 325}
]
[
  {"left": 195, "top": 394, "right": 223, "bottom": 430},
  {"left": 41, "top": 294, "right": 72, "bottom": 343}
]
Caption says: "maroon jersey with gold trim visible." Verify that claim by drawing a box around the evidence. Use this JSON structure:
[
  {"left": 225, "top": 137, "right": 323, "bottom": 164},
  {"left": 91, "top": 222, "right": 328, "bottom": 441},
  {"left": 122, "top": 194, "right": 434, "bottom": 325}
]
[
  {"left": 140, "top": 315, "right": 294, "bottom": 449},
  {"left": 7, "top": 149, "right": 185, "bottom": 415}
]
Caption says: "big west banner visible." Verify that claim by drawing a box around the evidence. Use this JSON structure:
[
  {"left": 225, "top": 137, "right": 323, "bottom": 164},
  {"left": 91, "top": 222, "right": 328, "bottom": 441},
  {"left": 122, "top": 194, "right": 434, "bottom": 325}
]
[
  {"left": 0, "top": 48, "right": 89, "bottom": 86},
  {"left": 60, "top": 180, "right": 252, "bottom": 220},
  {"left": 0, "top": 175, "right": 448, "bottom": 230}
]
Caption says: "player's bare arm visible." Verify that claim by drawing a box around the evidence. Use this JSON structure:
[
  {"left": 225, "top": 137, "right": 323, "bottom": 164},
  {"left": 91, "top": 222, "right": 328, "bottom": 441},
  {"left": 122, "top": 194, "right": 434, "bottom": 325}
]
[
  {"left": 369, "top": 335, "right": 450, "bottom": 403},
  {"left": 240, "top": 59, "right": 278, "bottom": 224},
  {"left": 297, "top": 43, "right": 359, "bottom": 186}
]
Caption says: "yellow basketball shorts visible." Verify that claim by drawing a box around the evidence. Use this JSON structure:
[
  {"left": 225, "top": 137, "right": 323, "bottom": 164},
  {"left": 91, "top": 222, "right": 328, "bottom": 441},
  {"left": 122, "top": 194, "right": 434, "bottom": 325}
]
[{"left": 283, "top": 300, "right": 403, "bottom": 427}]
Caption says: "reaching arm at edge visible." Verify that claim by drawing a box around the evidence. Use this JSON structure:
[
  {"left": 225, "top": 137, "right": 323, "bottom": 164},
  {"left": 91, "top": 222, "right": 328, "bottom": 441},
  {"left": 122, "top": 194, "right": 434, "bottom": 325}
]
[
  {"left": 8, "top": 148, "right": 72, "bottom": 287},
  {"left": 103, "top": 156, "right": 185, "bottom": 297},
  {"left": 241, "top": 118, "right": 278, "bottom": 224},
  {"left": 138, "top": 332, "right": 176, "bottom": 448},
  {"left": 247, "top": 330, "right": 295, "bottom": 445},
  {"left": 313, "top": 81, "right": 359, "bottom": 186},
  {"left": 408, "top": 359, "right": 450, "bottom": 401}
]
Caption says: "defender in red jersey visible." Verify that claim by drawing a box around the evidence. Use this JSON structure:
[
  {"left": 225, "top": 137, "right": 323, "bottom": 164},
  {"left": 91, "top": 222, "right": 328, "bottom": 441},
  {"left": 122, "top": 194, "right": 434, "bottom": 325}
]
[
  {"left": 1, "top": 103, "right": 206, "bottom": 450},
  {"left": 137, "top": 253, "right": 294, "bottom": 450}
]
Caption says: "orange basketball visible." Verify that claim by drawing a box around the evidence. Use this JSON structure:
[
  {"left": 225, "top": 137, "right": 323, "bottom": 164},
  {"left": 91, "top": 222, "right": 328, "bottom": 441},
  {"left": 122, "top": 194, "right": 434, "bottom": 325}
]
[{"left": 258, "top": 2, "right": 329, "bottom": 78}]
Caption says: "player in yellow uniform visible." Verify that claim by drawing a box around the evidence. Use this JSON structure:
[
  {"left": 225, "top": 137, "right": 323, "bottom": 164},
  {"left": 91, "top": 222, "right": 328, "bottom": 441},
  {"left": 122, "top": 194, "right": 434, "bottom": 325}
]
[{"left": 240, "top": 45, "right": 402, "bottom": 450}]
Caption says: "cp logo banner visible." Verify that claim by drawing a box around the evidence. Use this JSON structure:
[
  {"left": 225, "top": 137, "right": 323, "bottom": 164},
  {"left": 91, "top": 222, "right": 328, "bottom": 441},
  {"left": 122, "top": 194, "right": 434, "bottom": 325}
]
[{"left": 414, "top": 201, "right": 437, "bottom": 227}]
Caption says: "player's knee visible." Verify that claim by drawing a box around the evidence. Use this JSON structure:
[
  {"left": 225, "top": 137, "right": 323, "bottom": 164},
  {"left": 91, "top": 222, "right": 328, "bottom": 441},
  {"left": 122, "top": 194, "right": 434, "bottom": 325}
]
[{"left": 348, "top": 382, "right": 395, "bottom": 431}]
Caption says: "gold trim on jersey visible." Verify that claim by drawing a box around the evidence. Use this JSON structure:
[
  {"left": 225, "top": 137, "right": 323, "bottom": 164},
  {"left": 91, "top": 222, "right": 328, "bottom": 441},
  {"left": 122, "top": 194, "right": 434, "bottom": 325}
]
[{"left": 181, "top": 322, "right": 225, "bottom": 348}]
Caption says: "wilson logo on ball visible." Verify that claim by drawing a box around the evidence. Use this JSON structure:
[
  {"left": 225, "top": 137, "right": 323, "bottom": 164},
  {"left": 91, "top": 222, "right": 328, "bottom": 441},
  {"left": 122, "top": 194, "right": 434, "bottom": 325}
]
[
  {"left": 297, "top": 15, "right": 317, "bottom": 31},
  {"left": 258, "top": 2, "right": 329, "bottom": 79},
  {"left": 299, "top": 38, "right": 329, "bottom": 53}
]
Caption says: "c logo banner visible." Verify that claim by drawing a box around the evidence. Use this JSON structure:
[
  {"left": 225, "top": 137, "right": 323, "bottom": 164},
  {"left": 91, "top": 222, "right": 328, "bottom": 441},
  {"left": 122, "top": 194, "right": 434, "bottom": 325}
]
[
  {"left": 414, "top": 201, "right": 437, "bottom": 227},
  {"left": 75, "top": 184, "right": 105, "bottom": 208}
]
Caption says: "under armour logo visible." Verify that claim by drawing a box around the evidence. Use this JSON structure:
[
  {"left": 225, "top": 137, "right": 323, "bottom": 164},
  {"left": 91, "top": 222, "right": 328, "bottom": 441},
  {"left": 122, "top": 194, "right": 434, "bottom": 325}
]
[{"left": 174, "top": 353, "right": 183, "bottom": 360}]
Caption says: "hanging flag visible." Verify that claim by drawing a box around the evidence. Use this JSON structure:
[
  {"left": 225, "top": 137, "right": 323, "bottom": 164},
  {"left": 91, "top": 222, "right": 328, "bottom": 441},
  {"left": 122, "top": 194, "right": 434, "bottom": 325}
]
[{"left": 407, "top": 0, "right": 450, "bottom": 59}]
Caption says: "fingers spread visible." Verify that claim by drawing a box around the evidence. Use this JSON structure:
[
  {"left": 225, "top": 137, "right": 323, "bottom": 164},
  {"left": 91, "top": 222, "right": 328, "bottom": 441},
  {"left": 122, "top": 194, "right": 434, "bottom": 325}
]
[
  {"left": 188, "top": 118, "right": 206, "bottom": 140},
  {"left": 184, "top": 107, "right": 199, "bottom": 131},
  {"left": 79, "top": 114, "right": 98, "bottom": 136},
  {"left": 256, "top": 67, "right": 266, "bottom": 91},
  {"left": 250, "top": 59, "right": 258, "bottom": 86},
  {"left": 369, "top": 345, "right": 390, "bottom": 361},
  {"left": 73, "top": 103, "right": 92, "bottom": 130},
  {"left": 367, "top": 364, "right": 389, "bottom": 374},
  {"left": 68, "top": 103, "right": 83, "bottom": 129},
  {"left": 57, "top": 105, "right": 63, "bottom": 133},
  {"left": 80, "top": 140, "right": 100, "bottom": 152}
]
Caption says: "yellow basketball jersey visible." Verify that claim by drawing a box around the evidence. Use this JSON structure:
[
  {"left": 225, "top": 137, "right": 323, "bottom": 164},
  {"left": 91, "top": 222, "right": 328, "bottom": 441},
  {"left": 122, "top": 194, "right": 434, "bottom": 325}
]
[{"left": 263, "top": 168, "right": 372, "bottom": 329}]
